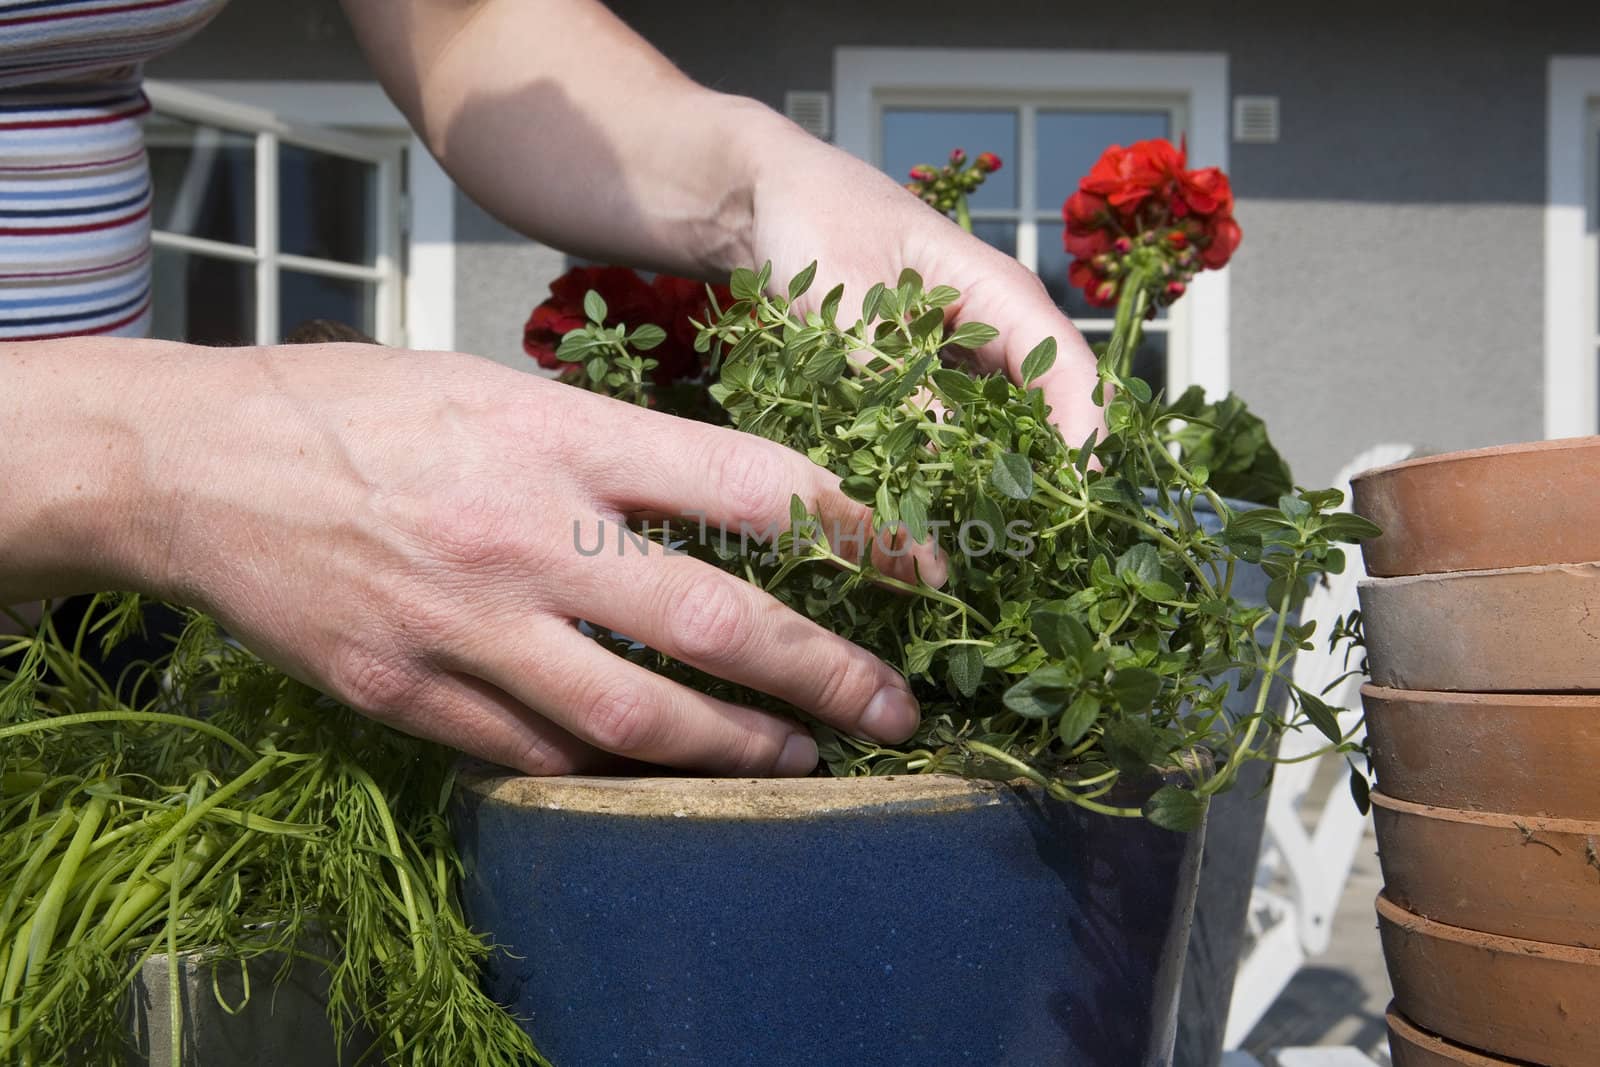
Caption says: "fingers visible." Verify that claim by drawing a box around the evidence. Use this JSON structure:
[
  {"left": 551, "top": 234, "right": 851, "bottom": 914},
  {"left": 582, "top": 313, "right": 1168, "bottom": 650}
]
[
  {"left": 461, "top": 618, "right": 827, "bottom": 776},
  {"left": 378, "top": 670, "right": 615, "bottom": 776},
  {"left": 544, "top": 540, "right": 922, "bottom": 748},
  {"left": 597, "top": 417, "right": 947, "bottom": 588}
]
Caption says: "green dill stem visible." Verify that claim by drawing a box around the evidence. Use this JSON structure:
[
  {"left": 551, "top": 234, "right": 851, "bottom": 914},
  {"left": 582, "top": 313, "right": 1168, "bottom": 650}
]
[
  {"left": 22, "top": 792, "right": 107, "bottom": 991},
  {"left": 0, "top": 804, "right": 75, "bottom": 1037},
  {"left": 0, "top": 711, "right": 257, "bottom": 763},
  {"left": 348, "top": 766, "right": 428, "bottom": 977},
  {"left": 166, "top": 825, "right": 183, "bottom": 1067}
]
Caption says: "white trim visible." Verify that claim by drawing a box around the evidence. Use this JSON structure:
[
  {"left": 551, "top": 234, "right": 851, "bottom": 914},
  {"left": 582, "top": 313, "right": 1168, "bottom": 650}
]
[
  {"left": 835, "top": 48, "right": 1230, "bottom": 397},
  {"left": 155, "top": 80, "right": 457, "bottom": 353},
  {"left": 1546, "top": 58, "right": 1600, "bottom": 439}
]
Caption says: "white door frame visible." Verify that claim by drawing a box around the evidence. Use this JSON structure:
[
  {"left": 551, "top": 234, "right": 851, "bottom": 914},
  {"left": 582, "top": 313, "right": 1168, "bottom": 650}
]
[
  {"left": 159, "top": 80, "right": 456, "bottom": 353},
  {"left": 834, "top": 47, "right": 1231, "bottom": 399},
  {"left": 1545, "top": 57, "right": 1600, "bottom": 440}
]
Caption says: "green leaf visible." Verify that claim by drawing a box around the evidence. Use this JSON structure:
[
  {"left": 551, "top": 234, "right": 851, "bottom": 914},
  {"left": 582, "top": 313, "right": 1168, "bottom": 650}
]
[
  {"left": 1102, "top": 719, "right": 1166, "bottom": 774},
  {"left": 910, "top": 306, "right": 946, "bottom": 341},
  {"left": 788, "top": 494, "right": 809, "bottom": 530},
  {"left": 1056, "top": 691, "right": 1100, "bottom": 747},
  {"left": 947, "top": 322, "right": 1000, "bottom": 349},
  {"left": 946, "top": 645, "right": 983, "bottom": 699},
  {"left": 582, "top": 289, "right": 608, "bottom": 324},
  {"left": 820, "top": 283, "right": 844, "bottom": 326},
  {"left": 990, "top": 453, "right": 1033, "bottom": 500},
  {"left": 1003, "top": 666, "right": 1074, "bottom": 719},
  {"left": 840, "top": 475, "right": 876, "bottom": 504},
  {"left": 1143, "top": 785, "right": 1206, "bottom": 832},
  {"left": 861, "top": 282, "right": 887, "bottom": 322},
  {"left": 1348, "top": 762, "right": 1372, "bottom": 815},
  {"left": 1109, "top": 667, "right": 1162, "bottom": 712},
  {"left": 629, "top": 323, "right": 666, "bottom": 350},
  {"left": 1298, "top": 689, "right": 1344, "bottom": 745},
  {"left": 788, "top": 261, "right": 818, "bottom": 301},
  {"left": 1031, "top": 601, "right": 1092, "bottom": 662},
  {"left": 1115, "top": 543, "right": 1163, "bottom": 586},
  {"left": 730, "top": 267, "right": 761, "bottom": 302},
  {"left": 1321, "top": 513, "right": 1383, "bottom": 542},
  {"left": 1020, "top": 337, "right": 1057, "bottom": 385},
  {"left": 900, "top": 492, "right": 930, "bottom": 544},
  {"left": 927, "top": 285, "right": 961, "bottom": 308}
]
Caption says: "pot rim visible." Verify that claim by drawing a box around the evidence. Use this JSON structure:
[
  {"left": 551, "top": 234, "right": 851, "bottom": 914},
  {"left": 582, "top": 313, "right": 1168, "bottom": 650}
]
[
  {"left": 1377, "top": 892, "right": 1600, "bottom": 964},
  {"left": 1385, "top": 1005, "right": 1519, "bottom": 1066},
  {"left": 1350, "top": 435, "right": 1600, "bottom": 485},
  {"left": 1370, "top": 790, "right": 1600, "bottom": 836},
  {"left": 1361, "top": 683, "right": 1600, "bottom": 709},
  {"left": 457, "top": 767, "right": 1026, "bottom": 818},
  {"left": 1358, "top": 560, "right": 1600, "bottom": 589}
]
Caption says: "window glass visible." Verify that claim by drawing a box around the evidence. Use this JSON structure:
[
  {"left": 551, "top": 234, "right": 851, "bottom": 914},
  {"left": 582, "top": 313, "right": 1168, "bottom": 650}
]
[
  {"left": 150, "top": 247, "right": 255, "bottom": 346},
  {"left": 1035, "top": 110, "right": 1170, "bottom": 212},
  {"left": 278, "top": 144, "right": 379, "bottom": 265},
  {"left": 970, "top": 220, "right": 1018, "bottom": 258},
  {"left": 147, "top": 117, "right": 255, "bottom": 247},
  {"left": 279, "top": 270, "right": 376, "bottom": 339},
  {"left": 882, "top": 108, "right": 1018, "bottom": 211}
]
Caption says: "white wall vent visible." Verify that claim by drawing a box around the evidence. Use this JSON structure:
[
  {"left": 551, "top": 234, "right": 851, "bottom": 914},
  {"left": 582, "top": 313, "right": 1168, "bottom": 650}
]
[
  {"left": 784, "top": 90, "right": 832, "bottom": 140},
  {"left": 1232, "top": 95, "right": 1280, "bottom": 143}
]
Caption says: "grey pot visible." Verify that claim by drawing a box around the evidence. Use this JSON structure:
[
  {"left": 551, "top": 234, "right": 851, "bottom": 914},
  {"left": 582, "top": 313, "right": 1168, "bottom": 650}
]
[{"left": 124, "top": 945, "right": 365, "bottom": 1066}]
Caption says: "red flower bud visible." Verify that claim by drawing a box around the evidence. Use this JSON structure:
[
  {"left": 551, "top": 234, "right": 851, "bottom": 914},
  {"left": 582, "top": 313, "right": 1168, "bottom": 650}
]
[
  {"left": 1112, "top": 236, "right": 1133, "bottom": 255},
  {"left": 949, "top": 147, "right": 967, "bottom": 165},
  {"left": 1166, "top": 229, "right": 1189, "bottom": 250},
  {"left": 1165, "top": 281, "right": 1187, "bottom": 299},
  {"left": 975, "top": 151, "right": 1003, "bottom": 173},
  {"left": 908, "top": 164, "right": 937, "bottom": 182},
  {"left": 1093, "top": 280, "right": 1119, "bottom": 305}
]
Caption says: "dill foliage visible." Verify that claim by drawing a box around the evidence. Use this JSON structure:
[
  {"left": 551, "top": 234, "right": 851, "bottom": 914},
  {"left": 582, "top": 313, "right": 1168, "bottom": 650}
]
[{"left": 0, "top": 596, "right": 546, "bottom": 1066}]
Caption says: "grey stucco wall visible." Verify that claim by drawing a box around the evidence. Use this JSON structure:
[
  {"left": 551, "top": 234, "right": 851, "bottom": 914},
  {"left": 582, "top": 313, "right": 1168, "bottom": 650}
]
[{"left": 151, "top": 0, "right": 1600, "bottom": 484}]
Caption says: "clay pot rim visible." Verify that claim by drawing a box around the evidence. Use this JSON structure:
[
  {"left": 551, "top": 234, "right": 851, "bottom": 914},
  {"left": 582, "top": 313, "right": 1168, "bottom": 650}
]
[
  {"left": 1377, "top": 892, "right": 1600, "bottom": 963},
  {"left": 1362, "top": 683, "right": 1600, "bottom": 710},
  {"left": 1360, "top": 560, "right": 1600, "bottom": 591},
  {"left": 1371, "top": 790, "right": 1600, "bottom": 836},
  {"left": 1384, "top": 1005, "right": 1521, "bottom": 1066},
  {"left": 1351, "top": 435, "right": 1600, "bottom": 485}
]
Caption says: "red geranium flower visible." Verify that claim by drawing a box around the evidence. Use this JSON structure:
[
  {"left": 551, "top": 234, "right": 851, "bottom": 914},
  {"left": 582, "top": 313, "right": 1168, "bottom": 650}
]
[
  {"left": 523, "top": 266, "right": 727, "bottom": 387},
  {"left": 1060, "top": 137, "right": 1241, "bottom": 310}
]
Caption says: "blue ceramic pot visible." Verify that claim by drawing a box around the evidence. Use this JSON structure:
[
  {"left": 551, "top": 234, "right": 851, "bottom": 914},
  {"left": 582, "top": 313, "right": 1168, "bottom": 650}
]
[{"left": 455, "top": 771, "right": 1205, "bottom": 1067}]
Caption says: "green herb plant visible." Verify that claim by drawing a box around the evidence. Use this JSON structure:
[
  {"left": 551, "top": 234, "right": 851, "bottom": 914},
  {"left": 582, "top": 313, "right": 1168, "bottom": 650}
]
[
  {"left": 0, "top": 596, "right": 546, "bottom": 1067},
  {"left": 559, "top": 260, "right": 1379, "bottom": 830}
]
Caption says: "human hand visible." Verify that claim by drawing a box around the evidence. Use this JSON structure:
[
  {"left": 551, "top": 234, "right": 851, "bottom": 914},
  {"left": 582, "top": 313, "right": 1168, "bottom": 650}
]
[
  {"left": 6, "top": 339, "right": 931, "bottom": 777},
  {"left": 740, "top": 121, "right": 1105, "bottom": 446}
]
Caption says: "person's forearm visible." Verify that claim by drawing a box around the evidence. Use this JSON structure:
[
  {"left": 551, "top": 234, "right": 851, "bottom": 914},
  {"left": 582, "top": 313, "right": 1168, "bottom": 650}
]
[
  {"left": 0, "top": 338, "right": 192, "bottom": 602},
  {"left": 341, "top": 0, "right": 807, "bottom": 277}
]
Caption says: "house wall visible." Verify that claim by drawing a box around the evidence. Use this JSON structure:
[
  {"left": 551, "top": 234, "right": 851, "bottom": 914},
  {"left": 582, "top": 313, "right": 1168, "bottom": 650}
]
[{"left": 150, "top": 0, "right": 1600, "bottom": 484}]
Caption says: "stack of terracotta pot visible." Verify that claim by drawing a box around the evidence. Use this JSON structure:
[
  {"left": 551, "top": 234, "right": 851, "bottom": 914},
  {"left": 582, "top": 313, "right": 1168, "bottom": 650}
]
[{"left": 1351, "top": 439, "right": 1600, "bottom": 1066}]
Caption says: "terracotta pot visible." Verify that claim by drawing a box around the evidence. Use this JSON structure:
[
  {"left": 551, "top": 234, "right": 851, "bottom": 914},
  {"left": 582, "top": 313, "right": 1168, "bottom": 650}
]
[
  {"left": 1351, "top": 437, "right": 1600, "bottom": 577},
  {"left": 1363, "top": 685, "right": 1600, "bottom": 819},
  {"left": 1358, "top": 563, "right": 1600, "bottom": 691},
  {"left": 1371, "top": 791, "right": 1600, "bottom": 948},
  {"left": 1386, "top": 1006, "right": 1521, "bottom": 1066},
  {"left": 1377, "top": 892, "right": 1600, "bottom": 1066}
]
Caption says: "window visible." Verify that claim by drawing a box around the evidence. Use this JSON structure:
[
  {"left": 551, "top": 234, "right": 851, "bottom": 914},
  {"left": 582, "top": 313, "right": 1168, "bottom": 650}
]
[
  {"left": 144, "top": 83, "right": 404, "bottom": 346},
  {"left": 880, "top": 101, "right": 1177, "bottom": 386},
  {"left": 836, "top": 48, "right": 1231, "bottom": 397},
  {"left": 1544, "top": 59, "right": 1600, "bottom": 438}
]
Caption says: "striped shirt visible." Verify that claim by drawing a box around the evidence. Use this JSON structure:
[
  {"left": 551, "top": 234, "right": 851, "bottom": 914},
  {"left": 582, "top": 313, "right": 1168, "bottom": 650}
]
[{"left": 0, "top": 0, "right": 228, "bottom": 341}]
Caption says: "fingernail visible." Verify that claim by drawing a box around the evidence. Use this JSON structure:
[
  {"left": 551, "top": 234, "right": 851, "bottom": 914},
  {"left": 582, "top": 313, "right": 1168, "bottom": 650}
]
[
  {"left": 861, "top": 685, "right": 920, "bottom": 743},
  {"left": 776, "top": 732, "right": 819, "bottom": 776}
]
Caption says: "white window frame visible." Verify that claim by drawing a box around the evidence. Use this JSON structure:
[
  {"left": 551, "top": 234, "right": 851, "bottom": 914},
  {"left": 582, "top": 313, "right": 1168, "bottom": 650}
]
[
  {"left": 835, "top": 48, "right": 1231, "bottom": 398},
  {"left": 148, "top": 80, "right": 457, "bottom": 352},
  {"left": 1545, "top": 57, "right": 1600, "bottom": 439}
]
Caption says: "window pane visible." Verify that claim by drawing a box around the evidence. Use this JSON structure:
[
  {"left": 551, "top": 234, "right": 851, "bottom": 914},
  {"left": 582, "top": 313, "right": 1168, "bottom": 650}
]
[
  {"left": 1036, "top": 221, "right": 1166, "bottom": 320},
  {"left": 279, "top": 270, "right": 376, "bottom": 340},
  {"left": 150, "top": 246, "right": 255, "bottom": 345},
  {"left": 971, "top": 219, "right": 1018, "bottom": 258},
  {"left": 882, "top": 108, "right": 1018, "bottom": 211},
  {"left": 1082, "top": 330, "right": 1169, "bottom": 394},
  {"left": 147, "top": 115, "right": 255, "bottom": 247},
  {"left": 1036, "top": 110, "right": 1171, "bottom": 212},
  {"left": 279, "top": 145, "right": 379, "bottom": 265}
]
